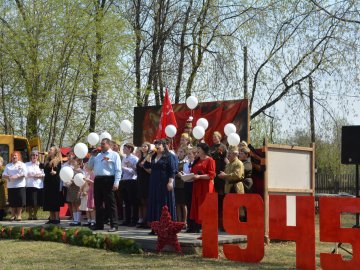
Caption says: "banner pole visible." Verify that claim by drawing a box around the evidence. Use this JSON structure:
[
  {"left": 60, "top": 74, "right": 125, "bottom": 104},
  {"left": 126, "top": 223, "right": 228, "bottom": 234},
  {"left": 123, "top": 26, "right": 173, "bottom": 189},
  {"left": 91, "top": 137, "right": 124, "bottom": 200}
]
[{"left": 356, "top": 164, "right": 359, "bottom": 227}]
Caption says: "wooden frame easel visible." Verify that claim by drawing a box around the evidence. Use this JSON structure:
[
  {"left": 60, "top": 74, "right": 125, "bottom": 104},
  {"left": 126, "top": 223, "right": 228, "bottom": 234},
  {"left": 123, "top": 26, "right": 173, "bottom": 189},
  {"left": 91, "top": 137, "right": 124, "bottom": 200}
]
[{"left": 263, "top": 141, "right": 315, "bottom": 242}]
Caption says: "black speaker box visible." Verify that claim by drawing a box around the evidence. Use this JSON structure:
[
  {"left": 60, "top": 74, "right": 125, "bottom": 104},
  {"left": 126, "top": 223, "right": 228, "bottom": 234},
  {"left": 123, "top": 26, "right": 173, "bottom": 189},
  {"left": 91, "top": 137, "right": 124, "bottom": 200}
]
[{"left": 341, "top": 126, "right": 360, "bottom": 164}]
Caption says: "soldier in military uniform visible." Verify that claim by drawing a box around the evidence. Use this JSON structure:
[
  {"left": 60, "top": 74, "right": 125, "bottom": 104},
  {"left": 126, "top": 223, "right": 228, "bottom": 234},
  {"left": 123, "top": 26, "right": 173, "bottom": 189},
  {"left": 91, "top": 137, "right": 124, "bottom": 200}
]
[
  {"left": 218, "top": 145, "right": 245, "bottom": 194},
  {"left": 238, "top": 142, "right": 253, "bottom": 193}
]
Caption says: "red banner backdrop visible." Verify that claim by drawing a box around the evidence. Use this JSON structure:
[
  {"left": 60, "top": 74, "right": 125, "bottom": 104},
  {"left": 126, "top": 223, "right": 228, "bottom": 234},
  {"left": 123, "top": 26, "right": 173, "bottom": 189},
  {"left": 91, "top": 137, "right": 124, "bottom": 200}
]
[{"left": 133, "top": 99, "right": 249, "bottom": 147}]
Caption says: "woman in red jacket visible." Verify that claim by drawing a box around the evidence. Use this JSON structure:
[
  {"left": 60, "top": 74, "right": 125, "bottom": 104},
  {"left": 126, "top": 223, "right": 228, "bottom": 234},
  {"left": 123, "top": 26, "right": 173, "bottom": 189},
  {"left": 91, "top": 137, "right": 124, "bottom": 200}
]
[{"left": 190, "top": 143, "right": 216, "bottom": 233}]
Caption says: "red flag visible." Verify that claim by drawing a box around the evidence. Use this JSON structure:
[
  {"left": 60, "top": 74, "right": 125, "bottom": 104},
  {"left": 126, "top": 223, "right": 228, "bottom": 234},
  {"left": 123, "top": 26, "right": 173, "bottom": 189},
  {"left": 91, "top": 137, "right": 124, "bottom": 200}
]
[{"left": 155, "top": 89, "right": 178, "bottom": 139}]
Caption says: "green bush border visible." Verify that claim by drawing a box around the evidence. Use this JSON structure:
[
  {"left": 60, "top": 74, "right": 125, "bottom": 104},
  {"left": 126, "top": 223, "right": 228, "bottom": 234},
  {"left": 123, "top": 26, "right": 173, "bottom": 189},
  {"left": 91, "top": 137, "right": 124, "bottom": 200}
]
[{"left": 0, "top": 225, "right": 141, "bottom": 254}]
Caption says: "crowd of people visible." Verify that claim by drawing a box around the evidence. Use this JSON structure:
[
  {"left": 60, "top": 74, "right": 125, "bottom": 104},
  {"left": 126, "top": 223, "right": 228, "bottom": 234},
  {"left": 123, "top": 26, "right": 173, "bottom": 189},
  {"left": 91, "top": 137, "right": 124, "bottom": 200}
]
[{"left": 0, "top": 131, "right": 253, "bottom": 235}]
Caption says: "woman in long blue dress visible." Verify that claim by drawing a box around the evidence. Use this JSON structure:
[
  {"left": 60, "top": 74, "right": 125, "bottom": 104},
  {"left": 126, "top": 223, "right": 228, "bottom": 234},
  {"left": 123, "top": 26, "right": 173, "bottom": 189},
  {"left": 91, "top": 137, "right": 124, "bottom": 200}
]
[{"left": 144, "top": 139, "right": 176, "bottom": 234}]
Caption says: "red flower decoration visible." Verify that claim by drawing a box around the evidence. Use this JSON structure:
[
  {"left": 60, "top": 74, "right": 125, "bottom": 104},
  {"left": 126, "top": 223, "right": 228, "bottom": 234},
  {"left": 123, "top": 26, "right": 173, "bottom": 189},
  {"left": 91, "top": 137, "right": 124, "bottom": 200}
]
[
  {"left": 62, "top": 231, "right": 67, "bottom": 242},
  {"left": 151, "top": 206, "right": 185, "bottom": 254},
  {"left": 102, "top": 157, "right": 110, "bottom": 161}
]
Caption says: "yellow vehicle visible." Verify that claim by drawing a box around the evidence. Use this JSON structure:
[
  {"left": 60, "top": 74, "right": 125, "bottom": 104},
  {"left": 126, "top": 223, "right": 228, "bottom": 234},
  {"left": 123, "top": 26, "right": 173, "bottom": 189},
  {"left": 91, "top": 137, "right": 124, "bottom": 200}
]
[{"left": 0, "top": 135, "right": 41, "bottom": 165}]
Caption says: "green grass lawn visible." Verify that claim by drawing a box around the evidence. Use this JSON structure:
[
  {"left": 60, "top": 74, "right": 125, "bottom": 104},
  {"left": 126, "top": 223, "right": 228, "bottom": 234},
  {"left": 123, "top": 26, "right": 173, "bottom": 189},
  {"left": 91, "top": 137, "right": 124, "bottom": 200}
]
[
  {"left": 0, "top": 214, "right": 355, "bottom": 269},
  {"left": 0, "top": 240, "right": 298, "bottom": 270}
]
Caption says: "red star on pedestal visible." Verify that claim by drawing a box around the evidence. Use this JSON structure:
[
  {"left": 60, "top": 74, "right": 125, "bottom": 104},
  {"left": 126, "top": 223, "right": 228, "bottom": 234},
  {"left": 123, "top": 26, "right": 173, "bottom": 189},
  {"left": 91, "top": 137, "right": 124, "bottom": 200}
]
[{"left": 151, "top": 205, "right": 185, "bottom": 254}]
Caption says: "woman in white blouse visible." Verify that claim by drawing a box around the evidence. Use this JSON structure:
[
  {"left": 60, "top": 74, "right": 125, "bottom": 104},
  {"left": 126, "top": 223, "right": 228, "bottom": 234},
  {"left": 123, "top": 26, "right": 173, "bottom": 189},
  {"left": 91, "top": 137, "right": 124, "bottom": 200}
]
[
  {"left": 25, "top": 151, "right": 45, "bottom": 220},
  {"left": 2, "top": 151, "right": 27, "bottom": 221}
]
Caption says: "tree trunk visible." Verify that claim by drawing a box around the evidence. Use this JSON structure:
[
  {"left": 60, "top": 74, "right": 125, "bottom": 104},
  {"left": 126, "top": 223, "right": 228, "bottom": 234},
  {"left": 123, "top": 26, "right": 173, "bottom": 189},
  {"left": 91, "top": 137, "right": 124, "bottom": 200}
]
[
  {"left": 309, "top": 76, "right": 315, "bottom": 143},
  {"left": 185, "top": 0, "right": 210, "bottom": 98},
  {"left": 0, "top": 81, "right": 9, "bottom": 133},
  {"left": 144, "top": 1, "right": 162, "bottom": 106},
  {"left": 243, "top": 46, "right": 248, "bottom": 100},
  {"left": 174, "top": 0, "right": 193, "bottom": 103},
  {"left": 89, "top": 0, "right": 106, "bottom": 132},
  {"left": 15, "top": 0, "right": 40, "bottom": 138},
  {"left": 0, "top": 52, "right": 9, "bottom": 133},
  {"left": 157, "top": 38, "right": 165, "bottom": 103},
  {"left": 134, "top": 0, "right": 142, "bottom": 106}
]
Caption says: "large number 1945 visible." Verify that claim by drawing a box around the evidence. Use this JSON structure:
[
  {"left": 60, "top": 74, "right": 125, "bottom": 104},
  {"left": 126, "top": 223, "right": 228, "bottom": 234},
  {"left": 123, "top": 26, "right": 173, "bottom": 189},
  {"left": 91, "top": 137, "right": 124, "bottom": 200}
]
[{"left": 200, "top": 193, "right": 360, "bottom": 270}]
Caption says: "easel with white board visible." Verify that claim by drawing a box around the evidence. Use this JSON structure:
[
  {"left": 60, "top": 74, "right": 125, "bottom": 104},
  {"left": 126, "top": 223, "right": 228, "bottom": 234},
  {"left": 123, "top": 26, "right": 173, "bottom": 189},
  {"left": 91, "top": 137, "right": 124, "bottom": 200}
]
[{"left": 263, "top": 141, "right": 315, "bottom": 242}]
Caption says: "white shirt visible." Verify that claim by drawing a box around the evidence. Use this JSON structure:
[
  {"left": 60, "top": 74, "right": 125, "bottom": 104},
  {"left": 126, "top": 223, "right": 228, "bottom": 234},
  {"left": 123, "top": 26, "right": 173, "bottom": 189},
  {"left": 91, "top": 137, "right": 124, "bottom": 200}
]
[
  {"left": 25, "top": 161, "right": 44, "bottom": 189},
  {"left": 183, "top": 161, "right": 192, "bottom": 174},
  {"left": 121, "top": 154, "right": 138, "bottom": 180},
  {"left": 88, "top": 149, "right": 122, "bottom": 186},
  {"left": 3, "top": 162, "right": 27, "bottom": 188}
]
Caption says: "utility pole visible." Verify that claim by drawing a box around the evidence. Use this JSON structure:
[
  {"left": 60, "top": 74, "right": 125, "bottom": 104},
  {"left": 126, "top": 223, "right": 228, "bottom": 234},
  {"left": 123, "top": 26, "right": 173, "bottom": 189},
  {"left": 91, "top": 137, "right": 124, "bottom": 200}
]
[
  {"left": 243, "top": 46, "right": 248, "bottom": 100},
  {"left": 309, "top": 76, "right": 315, "bottom": 143}
]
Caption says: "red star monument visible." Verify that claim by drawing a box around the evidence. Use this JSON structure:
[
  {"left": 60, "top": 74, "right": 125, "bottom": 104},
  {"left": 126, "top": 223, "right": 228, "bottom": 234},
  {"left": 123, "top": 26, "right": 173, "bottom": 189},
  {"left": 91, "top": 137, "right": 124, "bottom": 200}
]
[{"left": 151, "top": 206, "right": 185, "bottom": 254}]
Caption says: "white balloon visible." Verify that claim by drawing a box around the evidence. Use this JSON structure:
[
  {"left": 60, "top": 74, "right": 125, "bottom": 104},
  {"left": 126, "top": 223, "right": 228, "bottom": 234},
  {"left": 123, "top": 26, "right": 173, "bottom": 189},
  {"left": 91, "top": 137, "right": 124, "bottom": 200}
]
[
  {"left": 224, "top": 123, "right": 237, "bottom": 136},
  {"left": 186, "top": 96, "right": 198, "bottom": 110},
  {"left": 227, "top": 132, "right": 240, "bottom": 146},
  {"left": 87, "top": 132, "right": 99, "bottom": 146},
  {"left": 192, "top": 125, "right": 205, "bottom": 140},
  {"left": 60, "top": 166, "right": 74, "bottom": 183},
  {"left": 100, "top": 131, "right": 112, "bottom": 141},
  {"left": 196, "top": 118, "right": 209, "bottom": 130},
  {"left": 74, "top": 143, "right": 88, "bottom": 159},
  {"left": 74, "top": 173, "right": 85, "bottom": 187},
  {"left": 165, "top": 124, "right": 177, "bottom": 138},
  {"left": 120, "top": 120, "right": 132, "bottom": 133}
]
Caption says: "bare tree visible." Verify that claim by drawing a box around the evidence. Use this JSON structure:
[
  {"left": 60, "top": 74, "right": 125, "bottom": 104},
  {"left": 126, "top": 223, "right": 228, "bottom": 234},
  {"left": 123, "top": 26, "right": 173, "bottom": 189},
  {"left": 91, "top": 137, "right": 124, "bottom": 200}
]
[{"left": 309, "top": 0, "right": 360, "bottom": 25}]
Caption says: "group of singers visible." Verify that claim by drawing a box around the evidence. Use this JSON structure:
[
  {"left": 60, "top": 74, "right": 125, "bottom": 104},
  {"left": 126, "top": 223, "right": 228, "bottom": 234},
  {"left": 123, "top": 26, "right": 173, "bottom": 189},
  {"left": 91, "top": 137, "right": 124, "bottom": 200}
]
[{"left": 0, "top": 131, "right": 252, "bottom": 235}]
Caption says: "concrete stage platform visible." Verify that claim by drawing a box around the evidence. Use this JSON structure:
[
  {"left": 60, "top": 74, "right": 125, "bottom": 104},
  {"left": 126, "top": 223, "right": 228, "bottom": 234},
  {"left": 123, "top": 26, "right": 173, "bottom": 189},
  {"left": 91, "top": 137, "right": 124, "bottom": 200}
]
[{"left": 0, "top": 219, "right": 247, "bottom": 254}]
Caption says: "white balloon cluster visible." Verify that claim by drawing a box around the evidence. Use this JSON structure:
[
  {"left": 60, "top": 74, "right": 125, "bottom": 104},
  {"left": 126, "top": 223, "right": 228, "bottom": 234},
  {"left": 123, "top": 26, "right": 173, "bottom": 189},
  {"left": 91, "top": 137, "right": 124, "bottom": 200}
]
[
  {"left": 74, "top": 173, "right": 85, "bottom": 187},
  {"left": 86, "top": 119, "right": 133, "bottom": 147},
  {"left": 120, "top": 120, "right": 132, "bottom": 133},
  {"left": 192, "top": 125, "right": 205, "bottom": 140},
  {"left": 224, "top": 123, "right": 240, "bottom": 146},
  {"left": 189, "top": 117, "right": 209, "bottom": 140},
  {"left": 99, "top": 131, "right": 112, "bottom": 141},
  {"left": 186, "top": 96, "right": 198, "bottom": 110},
  {"left": 165, "top": 124, "right": 177, "bottom": 138},
  {"left": 59, "top": 166, "right": 74, "bottom": 183},
  {"left": 59, "top": 167, "right": 85, "bottom": 187},
  {"left": 227, "top": 133, "right": 240, "bottom": 146},
  {"left": 224, "top": 123, "right": 236, "bottom": 136},
  {"left": 87, "top": 133, "right": 99, "bottom": 146},
  {"left": 74, "top": 143, "right": 88, "bottom": 159},
  {"left": 196, "top": 118, "right": 208, "bottom": 130}
]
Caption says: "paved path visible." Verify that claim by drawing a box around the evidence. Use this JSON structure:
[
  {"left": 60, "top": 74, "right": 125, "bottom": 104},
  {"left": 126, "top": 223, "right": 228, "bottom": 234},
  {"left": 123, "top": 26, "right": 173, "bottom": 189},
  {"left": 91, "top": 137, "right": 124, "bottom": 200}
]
[{"left": 0, "top": 219, "right": 246, "bottom": 254}]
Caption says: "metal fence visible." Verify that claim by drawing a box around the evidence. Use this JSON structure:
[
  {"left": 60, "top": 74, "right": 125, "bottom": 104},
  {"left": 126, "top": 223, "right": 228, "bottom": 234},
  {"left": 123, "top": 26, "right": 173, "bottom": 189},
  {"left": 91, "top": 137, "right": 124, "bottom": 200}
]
[{"left": 315, "top": 174, "right": 356, "bottom": 195}]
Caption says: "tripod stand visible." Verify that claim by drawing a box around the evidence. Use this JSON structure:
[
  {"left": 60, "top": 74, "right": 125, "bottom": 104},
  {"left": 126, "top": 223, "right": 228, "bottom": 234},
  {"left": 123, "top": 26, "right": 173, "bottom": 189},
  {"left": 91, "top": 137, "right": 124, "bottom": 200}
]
[
  {"left": 355, "top": 164, "right": 360, "bottom": 228},
  {"left": 331, "top": 164, "right": 359, "bottom": 255}
]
